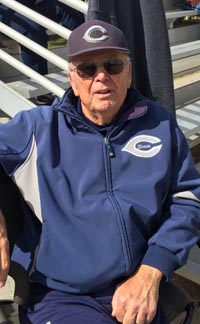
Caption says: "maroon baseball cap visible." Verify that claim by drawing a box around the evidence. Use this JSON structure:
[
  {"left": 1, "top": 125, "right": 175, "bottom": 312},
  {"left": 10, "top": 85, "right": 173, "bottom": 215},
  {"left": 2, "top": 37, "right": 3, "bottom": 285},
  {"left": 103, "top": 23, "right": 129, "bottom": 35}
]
[{"left": 66, "top": 20, "right": 130, "bottom": 59}]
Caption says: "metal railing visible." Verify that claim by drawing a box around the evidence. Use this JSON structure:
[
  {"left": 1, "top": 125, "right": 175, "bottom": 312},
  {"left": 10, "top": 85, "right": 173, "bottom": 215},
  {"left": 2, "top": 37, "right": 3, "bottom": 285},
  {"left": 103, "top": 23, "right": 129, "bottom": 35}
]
[
  {"left": 57, "top": 0, "right": 88, "bottom": 14},
  {"left": 0, "top": 0, "right": 73, "bottom": 38},
  {"left": 0, "top": 0, "right": 88, "bottom": 97},
  {"left": 0, "top": 49, "right": 65, "bottom": 97},
  {"left": 0, "top": 23, "right": 68, "bottom": 71}
]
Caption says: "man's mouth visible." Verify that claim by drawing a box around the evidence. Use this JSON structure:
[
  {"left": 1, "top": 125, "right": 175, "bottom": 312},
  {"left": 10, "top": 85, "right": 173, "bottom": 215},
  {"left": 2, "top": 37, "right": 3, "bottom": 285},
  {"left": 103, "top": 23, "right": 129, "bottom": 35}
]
[{"left": 95, "top": 89, "right": 111, "bottom": 95}]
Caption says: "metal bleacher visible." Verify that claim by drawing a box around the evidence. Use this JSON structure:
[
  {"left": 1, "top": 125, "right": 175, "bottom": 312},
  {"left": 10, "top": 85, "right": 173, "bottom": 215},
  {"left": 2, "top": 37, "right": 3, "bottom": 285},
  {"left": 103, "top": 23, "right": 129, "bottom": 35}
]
[
  {"left": 165, "top": 2, "right": 200, "bottom": 149},
  {"left": 171, "top": 40, "right": 200, "bottom": 60},
  {"left": 7, "top": 71, "right": 69, "bottom": 100},
  {"left": 166, "top": 9, "right": 198, "bottom": 29},
  {"left": 176, "top": 100, "right": 200, "bottom": 148},
  {"left": 0, "top": 80, "right": 35, "bottom": 118},
  {"left": 164, "top": 1, "right": 200, "bottom": 287},
  {"left": 176, "top": 244, "right": 200, "bottom": 285},
  {"left": 0, "top": 0, "right": 86, "bottom": 117}
]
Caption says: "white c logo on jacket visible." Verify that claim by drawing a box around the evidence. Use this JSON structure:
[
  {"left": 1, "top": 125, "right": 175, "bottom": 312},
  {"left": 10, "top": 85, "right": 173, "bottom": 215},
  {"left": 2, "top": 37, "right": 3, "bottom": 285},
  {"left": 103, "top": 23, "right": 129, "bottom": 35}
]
[{"left": 122, "top": 135, "right": 162, "bottom": 158}]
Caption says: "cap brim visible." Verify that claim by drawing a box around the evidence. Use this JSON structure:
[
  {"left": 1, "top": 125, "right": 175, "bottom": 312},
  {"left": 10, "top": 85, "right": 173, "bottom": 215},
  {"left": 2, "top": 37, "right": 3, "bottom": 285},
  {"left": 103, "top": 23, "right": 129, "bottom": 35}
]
[{"left": 67, "top": 46, "right": 129, "bottom": 59}]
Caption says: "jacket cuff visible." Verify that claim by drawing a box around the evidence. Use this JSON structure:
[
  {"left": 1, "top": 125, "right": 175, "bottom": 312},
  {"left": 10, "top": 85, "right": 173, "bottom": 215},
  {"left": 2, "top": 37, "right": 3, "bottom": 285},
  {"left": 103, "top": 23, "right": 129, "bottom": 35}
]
[{"left": 141, "top": 245, "right": 178, "bottom": 279}]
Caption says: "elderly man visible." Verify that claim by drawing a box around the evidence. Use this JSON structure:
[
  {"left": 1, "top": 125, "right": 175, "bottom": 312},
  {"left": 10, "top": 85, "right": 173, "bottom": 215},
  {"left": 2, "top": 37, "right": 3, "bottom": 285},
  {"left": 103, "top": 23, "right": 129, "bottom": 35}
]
[{"left": 0, "top": 20, "right": 199, "bottom": 324}]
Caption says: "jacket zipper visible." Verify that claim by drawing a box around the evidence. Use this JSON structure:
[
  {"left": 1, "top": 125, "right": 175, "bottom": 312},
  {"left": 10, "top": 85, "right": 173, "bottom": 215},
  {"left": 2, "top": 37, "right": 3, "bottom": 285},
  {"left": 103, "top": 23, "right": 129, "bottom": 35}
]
[
  {"left": 61, "top": 111, "right": 132, "bottom": 271},
  {"left": 104, "top": 137, "right": 115, "bottom": 158},
  {"left": 104, "top": 135, "right": 132, "bottom": 272}
]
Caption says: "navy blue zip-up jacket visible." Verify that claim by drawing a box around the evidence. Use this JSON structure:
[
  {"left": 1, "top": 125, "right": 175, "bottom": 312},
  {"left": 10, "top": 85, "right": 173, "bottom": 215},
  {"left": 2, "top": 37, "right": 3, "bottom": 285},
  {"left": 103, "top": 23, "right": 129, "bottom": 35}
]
[{"left": 1, "top": 88, "right": 200, "bottom": 295}]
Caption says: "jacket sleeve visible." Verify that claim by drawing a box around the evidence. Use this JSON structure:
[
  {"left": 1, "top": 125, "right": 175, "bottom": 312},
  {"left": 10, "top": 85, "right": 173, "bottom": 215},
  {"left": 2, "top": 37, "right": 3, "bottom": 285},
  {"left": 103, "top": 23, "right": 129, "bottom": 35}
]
[
  {"left": 0, "top": 110, "right": 35, "bottom": 176},
  {"left": 142, "top": 118, "right": 200, "bottom": 279}
]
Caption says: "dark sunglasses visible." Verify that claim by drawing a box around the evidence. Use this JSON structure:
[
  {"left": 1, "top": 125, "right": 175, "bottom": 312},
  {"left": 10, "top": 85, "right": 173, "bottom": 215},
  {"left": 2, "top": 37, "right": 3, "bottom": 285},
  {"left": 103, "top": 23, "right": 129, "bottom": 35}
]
[{"left": 70, "top": 58, "right": 129, "bottom": 79}]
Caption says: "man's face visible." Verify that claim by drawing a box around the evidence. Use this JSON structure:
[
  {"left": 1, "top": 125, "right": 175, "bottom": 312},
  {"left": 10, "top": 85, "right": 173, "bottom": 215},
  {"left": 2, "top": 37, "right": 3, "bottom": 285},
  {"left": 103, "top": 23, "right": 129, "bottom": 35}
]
[{"left": 68, "top": 50, "right": 132, "bottom": 125}]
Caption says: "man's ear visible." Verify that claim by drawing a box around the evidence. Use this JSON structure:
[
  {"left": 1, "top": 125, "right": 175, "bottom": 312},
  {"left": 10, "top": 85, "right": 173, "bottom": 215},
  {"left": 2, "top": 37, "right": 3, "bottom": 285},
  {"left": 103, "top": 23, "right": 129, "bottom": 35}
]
[
  {"left": 68, "top": 72, "right": 79, "bottom": 96},
  {"left": 127, "top": 61, "right": 132, "bottom": 89}
]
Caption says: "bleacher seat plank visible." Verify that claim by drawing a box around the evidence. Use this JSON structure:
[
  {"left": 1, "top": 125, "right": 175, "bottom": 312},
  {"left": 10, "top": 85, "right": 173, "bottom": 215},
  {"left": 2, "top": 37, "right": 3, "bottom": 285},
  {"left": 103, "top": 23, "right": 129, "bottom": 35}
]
[
  {"left": 176, "top": 245, "right": 200, "bottom": 285},
  {"left": 7, "top": 71, "right": 69, "bottom": 98},
  {"left": 176, "top": 100, "right": 200, "bottom": 147},
  {"left": 171, "top": 40, "right": 200, "bottom": 61},
  {"left": 0, "top": 81, "right": 35, "bottom": 118},
  {"left": 165, "top": 9, "right": 198, "bottom": 29},
  {"left": 166, "top": 9, "right": 197, "bottom": 19}
]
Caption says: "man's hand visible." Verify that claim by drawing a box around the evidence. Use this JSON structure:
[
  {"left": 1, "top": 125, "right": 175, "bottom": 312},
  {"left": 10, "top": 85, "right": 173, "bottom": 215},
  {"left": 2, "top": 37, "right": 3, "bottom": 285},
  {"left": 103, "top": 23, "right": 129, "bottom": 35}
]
[
  {"left": 0, "top": 210, "right": 10, "bottom": 287},
  {"left": 111, "top": 265, "right": 163, "bottom": 324}
]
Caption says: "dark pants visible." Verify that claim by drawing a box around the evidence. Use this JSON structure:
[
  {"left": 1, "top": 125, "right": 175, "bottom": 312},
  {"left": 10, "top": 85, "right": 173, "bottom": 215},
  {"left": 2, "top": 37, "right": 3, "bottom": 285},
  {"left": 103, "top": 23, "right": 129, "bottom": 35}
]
[
  {"left": 0, "top": 1, "right": 84, "bottom": 75},
  {"left": 19, "top": 283, "right": 167, "bottom": 324}
]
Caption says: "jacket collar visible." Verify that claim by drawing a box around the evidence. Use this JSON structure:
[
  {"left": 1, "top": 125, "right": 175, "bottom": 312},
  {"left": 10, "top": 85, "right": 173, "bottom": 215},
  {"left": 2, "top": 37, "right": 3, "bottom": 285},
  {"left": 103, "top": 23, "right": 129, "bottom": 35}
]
[{"left": 55, "top": 87, "right": 148, "bottom": 123}]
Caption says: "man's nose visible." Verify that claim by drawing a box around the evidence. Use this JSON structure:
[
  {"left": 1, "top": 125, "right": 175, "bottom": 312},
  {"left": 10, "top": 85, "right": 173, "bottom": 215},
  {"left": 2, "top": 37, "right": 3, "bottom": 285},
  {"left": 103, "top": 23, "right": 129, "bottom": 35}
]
[{"left": 94, "top": 66, "right": 109, "bottom": 80}]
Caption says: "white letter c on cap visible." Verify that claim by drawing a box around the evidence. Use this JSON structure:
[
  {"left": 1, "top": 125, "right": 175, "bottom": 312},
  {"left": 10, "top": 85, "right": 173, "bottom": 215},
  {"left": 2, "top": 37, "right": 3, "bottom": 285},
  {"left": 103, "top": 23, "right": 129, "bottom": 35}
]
[{"left": 83, "top": 25, "right": 109, "bottom": 43}]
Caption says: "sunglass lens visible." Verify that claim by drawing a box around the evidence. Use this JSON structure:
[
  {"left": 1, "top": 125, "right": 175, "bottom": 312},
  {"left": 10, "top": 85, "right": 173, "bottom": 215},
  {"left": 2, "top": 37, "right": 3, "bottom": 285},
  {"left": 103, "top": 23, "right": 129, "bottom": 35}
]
[
  {"left": 75, "top": 59, "right": 126, "bottom": 78},
  {"left": 104, "top": 59, "right": 124, "bottom": 75},
  {"left": 77, "top": 62, "right": 96, "bottom": 78}
]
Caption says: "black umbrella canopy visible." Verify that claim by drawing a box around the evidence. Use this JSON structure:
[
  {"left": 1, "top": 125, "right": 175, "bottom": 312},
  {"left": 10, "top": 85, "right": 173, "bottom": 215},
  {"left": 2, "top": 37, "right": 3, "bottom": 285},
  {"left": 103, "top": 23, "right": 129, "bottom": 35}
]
[{"left": 87, "top": 0, "right": 175, "bottom": 113}]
